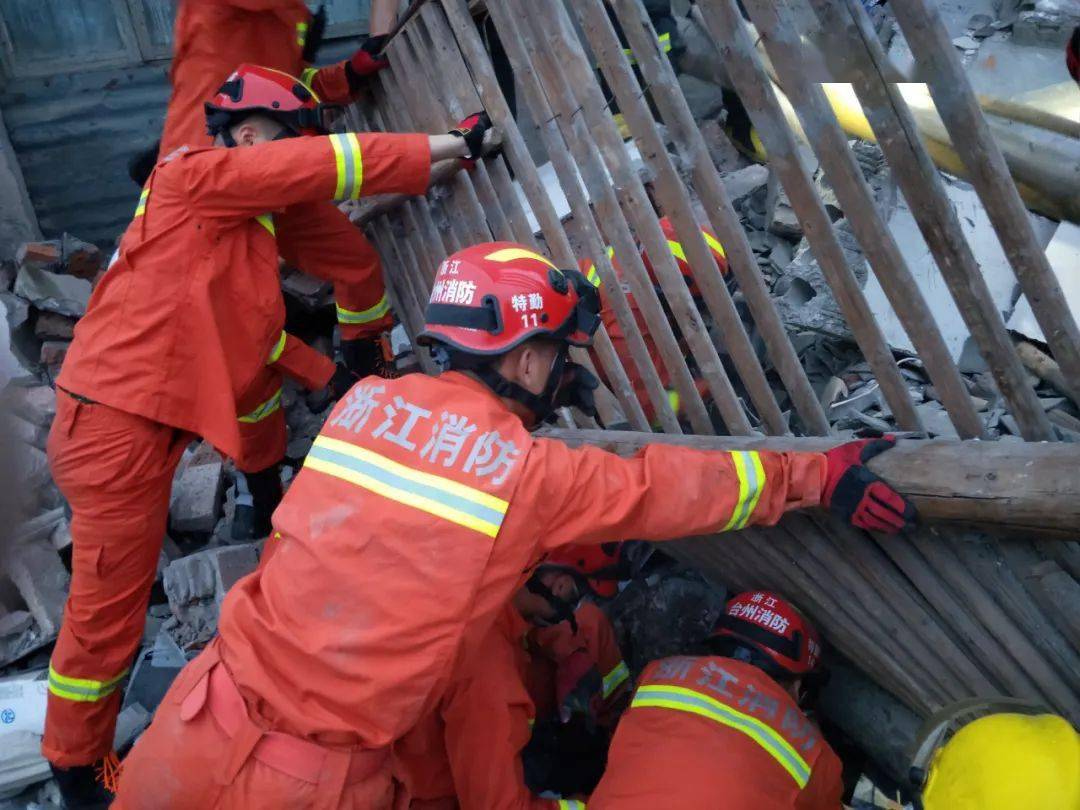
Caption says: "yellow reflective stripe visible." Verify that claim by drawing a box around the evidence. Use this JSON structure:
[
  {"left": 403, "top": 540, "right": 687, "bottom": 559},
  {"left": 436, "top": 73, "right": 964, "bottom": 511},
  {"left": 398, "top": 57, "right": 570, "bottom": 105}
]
[
  {"left": 702, "top": 230, "right": 726, "bottom": 258},
  {"left": 721, "top": 450, "right": 767, "bottom": 531},
  {"left": 483, "top": 247, "right": 557, "bottom": 269},
  {"left": 667, "top": 239, "right": 687, "bottom": 263},
  {"left": 558, "top": 801, "right": 586, "bottom": 810},
  {"left": 336, "top": 295, "right": 390, "bottom": 325},
  {"left": 586, "top": 264, "right": 601, "bottom": 288},
  {"left": 305, "top": 435, "right": 509, "bottom": 538},
  {"left": 48, "top": 665, "right": 129, "bottom": 703},
  {"left": 134, "top": 187, "right": 149, "bottom": 217},
  {"left": 633, "top": 684, "right": 810, "bottom": 788},
  {"left": 296, "top": 20, "right": 308, "bottom": 46},
  {"left": 658, "top": 31, "right": 672, "bottom": 53},
  {"left": 602, "top": 660, "right": 630, "bottom": 698},
  {"left": 300, "top": 66, "right": 319, "bottom": 90},
  {"left": 330, "top": 132, "right": 364, "bottom": 201},
  {"left": 666, "top": 388, "right": 681, "bottom": 415},
  {"left": 238, "top": 389, "right": 283, "bottom": 423},
  {"left": 254, "top": 213, "right": 275, "bottom": 236},
  {"left": 267, "top": 331, "right": 287, "bottom": 364}
]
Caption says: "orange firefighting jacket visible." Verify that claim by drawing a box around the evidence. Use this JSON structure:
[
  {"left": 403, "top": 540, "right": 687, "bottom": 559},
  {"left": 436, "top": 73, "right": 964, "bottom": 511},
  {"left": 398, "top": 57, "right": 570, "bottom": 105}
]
[
  {"left": 58, "top": 133, "right": 430, "bottom": 460},
  {"left": 216, "top": 370, "right": 826, "bottom": 750},
  {"left": 161, "top": 0, "right": 353, "bottom": 157},
  {"left": 393, "top": 603, "right": 627, "bottom": 809},
  {"left": 526, "top": 602, "right": 630, "bottom": 726},
  {"left": 589, "top": 656, "right": 844, "bottom": 810}
]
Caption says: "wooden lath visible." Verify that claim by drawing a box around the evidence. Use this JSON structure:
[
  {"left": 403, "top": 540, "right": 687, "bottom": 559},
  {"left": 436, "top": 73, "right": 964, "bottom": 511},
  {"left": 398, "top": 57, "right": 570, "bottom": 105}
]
[{"left": 349, "top": 0, "right": 1080, "bottom": 720}]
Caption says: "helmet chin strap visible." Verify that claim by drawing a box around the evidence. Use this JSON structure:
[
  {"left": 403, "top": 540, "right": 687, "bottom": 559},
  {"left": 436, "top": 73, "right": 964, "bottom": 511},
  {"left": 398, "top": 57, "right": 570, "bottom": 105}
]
[
  {"left": 525, "top": 575, "right": 580, "bottom": 633},
  {"left": 472, "top": 347, "right": 568, "bottom": 427}
]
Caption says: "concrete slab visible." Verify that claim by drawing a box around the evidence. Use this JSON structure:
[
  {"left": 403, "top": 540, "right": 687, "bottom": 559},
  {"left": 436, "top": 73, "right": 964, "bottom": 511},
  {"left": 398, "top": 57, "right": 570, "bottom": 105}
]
[
  {"left": 861, "top": 178, "right": 1021, "bottom": 360},
  {"left": 1008, "top": 221, "right": 1080, "bottom": 344}
]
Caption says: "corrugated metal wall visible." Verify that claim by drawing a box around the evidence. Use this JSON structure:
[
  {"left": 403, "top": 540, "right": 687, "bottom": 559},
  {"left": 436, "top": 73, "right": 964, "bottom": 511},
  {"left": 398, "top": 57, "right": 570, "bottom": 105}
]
[
  {"left": 0, "top": 39, "right": 354, "bottom": 248},
  {"left": 0, "top": 0, "right": 363, "bottom": 249}
]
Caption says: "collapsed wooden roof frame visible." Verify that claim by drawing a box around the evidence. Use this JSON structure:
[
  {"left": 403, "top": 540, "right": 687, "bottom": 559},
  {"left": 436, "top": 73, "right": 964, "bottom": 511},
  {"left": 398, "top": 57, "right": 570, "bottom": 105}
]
[{"left": 349, "top": 0, "right": 1080, "bottom": 722}]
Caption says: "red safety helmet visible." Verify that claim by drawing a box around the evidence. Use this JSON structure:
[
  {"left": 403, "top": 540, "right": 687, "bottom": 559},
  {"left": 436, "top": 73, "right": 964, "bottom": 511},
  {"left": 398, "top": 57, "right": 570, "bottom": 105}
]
[
  {"left": 205, "top": 64, "right": 332, "bottom": 142},
  {"left": 710, "top": 590, "right": 821, "bottom": 677},
  {"left": 640, "top": 217, "right": 729, "bottom": 298},
  {"left": 418, "top": 242, "right": 600, "bottom": 356},
  {"left": 542, "top": 542, "right": 634, "bottom": 599}
]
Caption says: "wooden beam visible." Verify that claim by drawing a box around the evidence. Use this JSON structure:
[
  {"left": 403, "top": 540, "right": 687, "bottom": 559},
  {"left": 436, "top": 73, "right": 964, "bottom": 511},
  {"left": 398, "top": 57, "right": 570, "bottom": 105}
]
[{"left": 541, "top": 428, "right": 1080, "bottom": 534}]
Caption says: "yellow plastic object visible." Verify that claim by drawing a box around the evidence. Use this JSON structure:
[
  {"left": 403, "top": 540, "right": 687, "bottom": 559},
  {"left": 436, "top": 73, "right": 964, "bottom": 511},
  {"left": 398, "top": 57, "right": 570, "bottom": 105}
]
[{"left": 922, "top": 713, "right": 1080, "bottom": 810}]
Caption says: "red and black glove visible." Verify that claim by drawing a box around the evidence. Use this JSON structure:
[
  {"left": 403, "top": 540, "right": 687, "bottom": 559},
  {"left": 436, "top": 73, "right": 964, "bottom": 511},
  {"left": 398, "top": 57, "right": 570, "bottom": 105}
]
[
  {"left": 449, "top": 111, "right": 493, "bottom": 164},
  {"left": 823, "top": 435, "right": 916, "bottom": 534},
  {"left": 347, "top": 34, "right": 390, "bottom": 80},
  {"left": 555, "top": 649, "right": 603, "bottom": 725}
]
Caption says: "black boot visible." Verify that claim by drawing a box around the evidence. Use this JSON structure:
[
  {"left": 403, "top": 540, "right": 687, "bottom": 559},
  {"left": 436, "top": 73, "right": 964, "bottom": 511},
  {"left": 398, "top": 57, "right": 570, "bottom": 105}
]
[
  {"left": 230, "top": 465, "right": 282, "bottom": 542},
  {"left": 50, "top": 753, "right": 120, "bottom": 810}
]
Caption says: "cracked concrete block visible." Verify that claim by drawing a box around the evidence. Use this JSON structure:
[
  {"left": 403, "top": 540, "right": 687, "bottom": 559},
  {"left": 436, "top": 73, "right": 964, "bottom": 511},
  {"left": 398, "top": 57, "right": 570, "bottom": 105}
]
[
  {"left": 11, "top": 386, "right": 56, "bottom": 426},
  {"left": 6, "top": 542, "right": 70, "bottom": 639},
  {"left": 170, "top": 459, "right": 223, "bottom": 534},
  {"left": 13, "top": 265, "right": 91, "bottom": 319},
  {"left": 163, "top": 543, "right": 258, "bottom": 617}
]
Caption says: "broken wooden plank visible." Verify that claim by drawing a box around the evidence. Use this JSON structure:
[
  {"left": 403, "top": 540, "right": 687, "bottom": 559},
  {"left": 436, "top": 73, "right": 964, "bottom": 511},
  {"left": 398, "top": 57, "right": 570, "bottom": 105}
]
[{"left": 542, "top": 428, "right": 1080, "bottom": 534}]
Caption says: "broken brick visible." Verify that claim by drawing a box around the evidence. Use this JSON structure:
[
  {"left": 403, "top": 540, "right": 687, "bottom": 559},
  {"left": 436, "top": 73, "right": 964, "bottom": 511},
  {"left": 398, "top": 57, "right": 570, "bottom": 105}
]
[
  {"left": 170, "top": 458, "right": 224, "bottom": 534},
  {"left": 34, "top": 312, "right": 77, "bottom": 340},
  {"left": 16, "top": 241, "right": 61, "bottom": 273},
  {"left": 39, "top": 339, "right": 71, "bottom": 369},
  {"left": 12, "top": 386, "right": 57, "bottom": 426},
  {"left": 7, "top": 541, "right": 71, "bottom": 639},
  {"left": 61, "top": 234, "right": 102, "bottom": 280}
]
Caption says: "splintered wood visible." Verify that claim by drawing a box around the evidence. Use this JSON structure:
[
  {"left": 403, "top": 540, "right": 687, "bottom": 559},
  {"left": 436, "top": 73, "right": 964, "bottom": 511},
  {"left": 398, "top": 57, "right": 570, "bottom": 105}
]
[{"left": 354, "top": 0, "right": 1080, "bottom": 721}]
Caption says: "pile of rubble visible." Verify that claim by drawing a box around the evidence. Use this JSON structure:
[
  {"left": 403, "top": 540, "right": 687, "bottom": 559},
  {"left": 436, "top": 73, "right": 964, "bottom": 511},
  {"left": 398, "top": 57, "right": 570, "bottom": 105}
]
[{"left": 0, "top": 235, "right": 358, "bottom": 805}]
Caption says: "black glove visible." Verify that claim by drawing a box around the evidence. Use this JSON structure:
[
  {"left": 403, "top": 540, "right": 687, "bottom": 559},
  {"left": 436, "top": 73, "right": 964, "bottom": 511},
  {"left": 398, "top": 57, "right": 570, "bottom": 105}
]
[
  {"left": 552, "top": 362, "right": 600, "bottom": 419},
  {"left": 301, "top": 4, "right": 327, "bottom": 64},
  {"left": 449, "top": 111, "right": 493, "bottom": 161}
]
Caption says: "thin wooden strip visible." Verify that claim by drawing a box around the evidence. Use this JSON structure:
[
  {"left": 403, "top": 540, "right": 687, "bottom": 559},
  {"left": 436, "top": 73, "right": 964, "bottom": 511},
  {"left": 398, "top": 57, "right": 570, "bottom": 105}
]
[
  {"left": 694, "top": 0, "right": 923, "bottom": 432},
  {"left": 784, "top": 514, "right": 962, "bottom": 704},
  {"left": 888, "top": 0, "right": 1080, "bottom": 406},
  {"left": 574, "top": 0, "right": 787, "bottom": 436},
  {"left": 741, "top": 0, "right": 984, "bottom": 439},
  {"left": 807, "top": 0, "right": 1054, "bottom": 441},
  {"left": 873, "top": 533, "right": 1046, "bottom": 701},
  {"left": 905, "top": 530, "right": 1079, "bottom": 719},
  {"left": 953, "top": 538, "right": 1080, "bottom": 692},
  {"left": 487, "top": 155, "right": 539, "bottom": 247},
  {"left": 608, "top": 0, "right": 830, "bottom": 437},
  {"left": 480, "top": 0, "right": 688, "bottom": 433},
  {"left": 813, "top": 514, "right": 999, "bottom": 698},
  {"left": 438, "top": 0, "right": 652, "bottom": 431},
  {"left": 506, "top": 0, "right": 722, "bottom": 435}
]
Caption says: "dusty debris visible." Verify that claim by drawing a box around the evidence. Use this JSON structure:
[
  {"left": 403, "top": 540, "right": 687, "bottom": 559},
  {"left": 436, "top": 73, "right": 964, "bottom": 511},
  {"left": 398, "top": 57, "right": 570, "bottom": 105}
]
[
  {"left": 13, "top": 266, "right": 90, "bottom": 320},
  {"left": 169, "top": 450, "right": 224, "bottom": 535}
]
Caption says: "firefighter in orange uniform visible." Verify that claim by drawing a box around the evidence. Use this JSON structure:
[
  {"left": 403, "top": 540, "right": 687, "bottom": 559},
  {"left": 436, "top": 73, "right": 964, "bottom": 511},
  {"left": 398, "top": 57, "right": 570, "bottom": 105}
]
[
  {"left": 158, "top": 0, "right": 402, "bottom": 373},
  {"left": 394, "top": 547, "right": 632, "bottom": 809},
  {"left": 44, "top": 65, "right": 489, "bottom": 808},
  {"left": 584, "top": 216, "right": 729, "bottom": 426},
  {"left": 148, "top": 0, "right": 399, "bottom": 539},
  {"left": 590, "top": 591, "right": 844, "bottom": 809},
  {"left": 114, "top": 240, "right": 913, "bottom": 808},
  {"left": 395, "top": 548, "right": 630, "bottom": 807}
]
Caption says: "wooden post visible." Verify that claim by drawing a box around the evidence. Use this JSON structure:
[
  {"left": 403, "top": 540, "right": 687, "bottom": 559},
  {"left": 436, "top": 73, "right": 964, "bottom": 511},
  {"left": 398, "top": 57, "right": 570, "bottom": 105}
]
[
  {"left": 541, "top": 428, "right": 1080, "bottom": 534},
  {"left": 799, "top": 0, "right": 1056, "bottom": 442},
  {"left": 439, "top": 0, "right": 654, "bottom": 432},
  {"left": 888, "top": 0, "right": 1080, "bottom": 405},
  {"left": 572, "top": 0, "right": 790, "bottom": 436},
  {"left": 527, "top": 0, "right": 756, "bottom": 438},
  {"left": 741, "top": 0, "right": 984, "bottom": 440},
  {"left": 608, "top": 0, "right": 832, "bottom": 437},
  {"left": 695, "top": 0, "right": 923, "bottom": 433},
  {"left": 480, "top": 0, "right": 695, "bottom": 433}
]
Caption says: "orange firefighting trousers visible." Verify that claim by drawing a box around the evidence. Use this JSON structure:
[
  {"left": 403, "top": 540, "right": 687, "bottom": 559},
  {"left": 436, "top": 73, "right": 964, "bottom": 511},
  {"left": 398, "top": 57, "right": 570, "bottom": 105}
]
[
  {"left": 42, "top": 392, "right": 192, "bottom": 766},
  {"left": 114, "top": 639, "right": 394, "bottom": 810}
]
